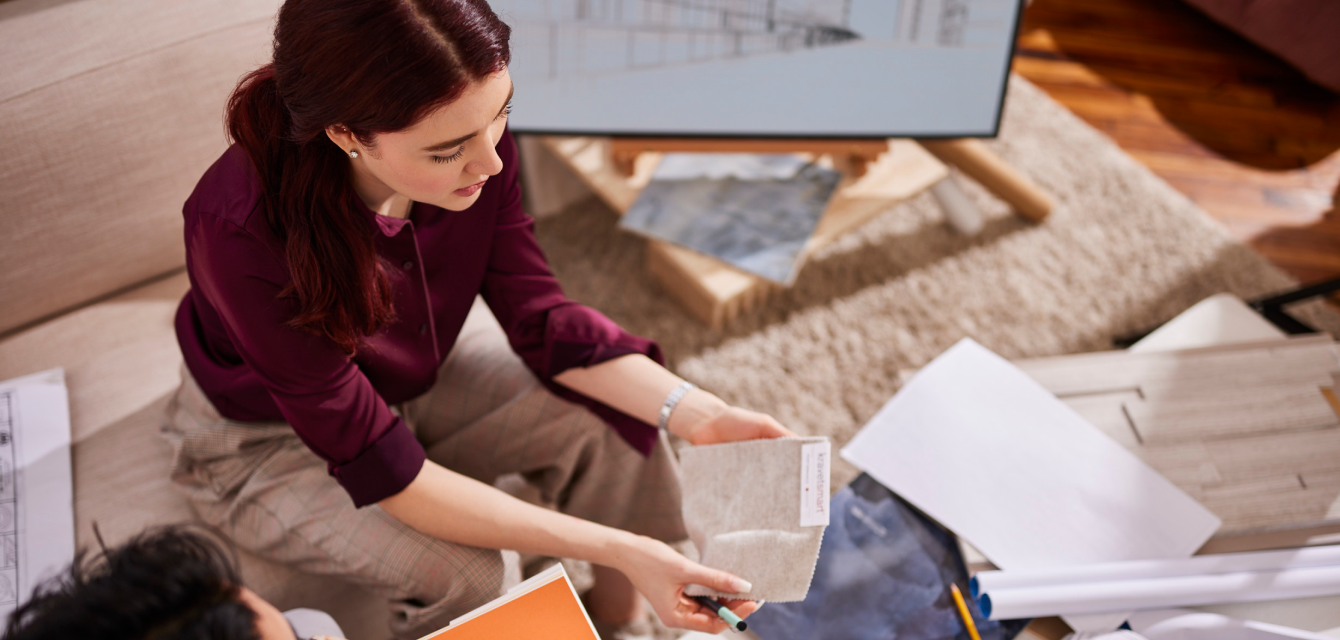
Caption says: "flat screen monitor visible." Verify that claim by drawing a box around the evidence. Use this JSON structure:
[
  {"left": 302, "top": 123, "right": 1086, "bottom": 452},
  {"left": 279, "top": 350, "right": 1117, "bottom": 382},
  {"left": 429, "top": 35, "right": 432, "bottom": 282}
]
[{"left": 491, "top": 0, "right": 1024, "bottom": 138}]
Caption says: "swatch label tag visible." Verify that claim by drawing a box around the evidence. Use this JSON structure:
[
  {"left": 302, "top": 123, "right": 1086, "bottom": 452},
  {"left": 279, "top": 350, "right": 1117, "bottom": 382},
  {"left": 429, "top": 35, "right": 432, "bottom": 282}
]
[{"left": 800, "top": 441, "right": 831, "bottom": 527}]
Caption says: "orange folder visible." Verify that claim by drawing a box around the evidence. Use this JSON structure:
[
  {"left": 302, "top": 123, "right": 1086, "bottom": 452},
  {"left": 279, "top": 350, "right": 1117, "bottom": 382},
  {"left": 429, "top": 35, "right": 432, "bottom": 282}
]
[{"left": 417, "top": 564, "right": 598, "bottom": 640}]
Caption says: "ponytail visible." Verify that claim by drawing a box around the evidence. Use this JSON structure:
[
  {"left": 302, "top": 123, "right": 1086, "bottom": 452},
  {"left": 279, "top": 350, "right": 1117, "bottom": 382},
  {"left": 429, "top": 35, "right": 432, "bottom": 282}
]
[
  {"left": 217, "top": 0, "right": 510, "bottom": 355},
  {"left": 225, "top": 65, "right": 395, "bottom": 356}
]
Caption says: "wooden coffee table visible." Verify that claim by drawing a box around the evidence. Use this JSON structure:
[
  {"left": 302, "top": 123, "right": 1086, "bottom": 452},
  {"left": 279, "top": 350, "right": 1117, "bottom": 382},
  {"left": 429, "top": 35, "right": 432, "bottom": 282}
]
[{"left": 533, "top": 135, "right": 1052, "bottom": 329}]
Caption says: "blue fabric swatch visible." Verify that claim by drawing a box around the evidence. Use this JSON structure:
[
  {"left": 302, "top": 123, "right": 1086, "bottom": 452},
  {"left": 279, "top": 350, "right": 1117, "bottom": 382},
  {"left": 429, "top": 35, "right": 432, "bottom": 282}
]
[{"left": 747, "top": 474, "right": 1030, "bottom": 640}]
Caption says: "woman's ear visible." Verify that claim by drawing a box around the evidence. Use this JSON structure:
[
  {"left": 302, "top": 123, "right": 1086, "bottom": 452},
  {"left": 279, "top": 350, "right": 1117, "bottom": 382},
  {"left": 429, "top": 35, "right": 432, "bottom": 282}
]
[{"left": 325, "top": 125, "right": 358, "bottom": 156}]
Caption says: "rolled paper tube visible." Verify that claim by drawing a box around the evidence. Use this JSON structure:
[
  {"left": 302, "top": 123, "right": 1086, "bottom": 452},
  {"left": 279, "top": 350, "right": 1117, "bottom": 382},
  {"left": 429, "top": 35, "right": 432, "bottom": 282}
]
[
  {"left": 971, "top": 544, "right": 1340, "bottom": 596},
  {"left": 979, "top": 563, "right": 1340, "bottom": 620}
]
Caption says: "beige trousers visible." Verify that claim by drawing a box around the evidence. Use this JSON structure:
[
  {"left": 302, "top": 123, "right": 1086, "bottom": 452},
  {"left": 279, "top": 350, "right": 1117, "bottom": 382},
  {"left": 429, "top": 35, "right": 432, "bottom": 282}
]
[{"left": 162, "top": 307, "right": 686, "bottom": 639}]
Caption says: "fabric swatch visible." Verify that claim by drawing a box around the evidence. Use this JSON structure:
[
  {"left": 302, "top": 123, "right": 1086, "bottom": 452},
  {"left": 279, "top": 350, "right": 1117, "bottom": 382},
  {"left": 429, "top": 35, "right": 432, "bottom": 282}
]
[
  {"left": 619, "top": 154, "right": 841, "bottom": 285},
  {"left": 679, "top": 436, "right": 831, "bottom": 602}
]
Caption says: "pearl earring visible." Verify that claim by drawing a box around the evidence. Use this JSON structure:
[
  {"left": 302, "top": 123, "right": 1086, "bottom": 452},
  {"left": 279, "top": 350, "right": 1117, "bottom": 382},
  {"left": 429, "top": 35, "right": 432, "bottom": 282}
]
[{"left": 348, "top": 150, "right": 359, "bottom": 159}]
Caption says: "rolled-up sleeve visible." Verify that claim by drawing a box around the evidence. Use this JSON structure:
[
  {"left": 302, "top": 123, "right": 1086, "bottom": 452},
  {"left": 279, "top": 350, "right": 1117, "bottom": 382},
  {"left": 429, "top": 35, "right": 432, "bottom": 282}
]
[
  {"left": 480, "top": 131, "right": 664, "bottom": 456},
  {"left": 186, "top": 213, "right": 425, "bottom": 506}
]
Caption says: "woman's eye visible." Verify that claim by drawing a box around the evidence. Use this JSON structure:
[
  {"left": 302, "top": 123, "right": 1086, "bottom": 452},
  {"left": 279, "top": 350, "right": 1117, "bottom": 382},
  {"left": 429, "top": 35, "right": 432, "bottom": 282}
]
[
  {"left": 498, "top": 100, "right": 512, "bottom": 120},
  {"left": 432, "top": 147, "right": 465, "bottom": 164}
]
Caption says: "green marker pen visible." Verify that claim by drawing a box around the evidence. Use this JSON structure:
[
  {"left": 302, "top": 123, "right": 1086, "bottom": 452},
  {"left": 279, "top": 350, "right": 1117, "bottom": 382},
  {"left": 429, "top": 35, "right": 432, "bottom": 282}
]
[{"left": 691, "top": 595, "right": 747, "bottom": 632}]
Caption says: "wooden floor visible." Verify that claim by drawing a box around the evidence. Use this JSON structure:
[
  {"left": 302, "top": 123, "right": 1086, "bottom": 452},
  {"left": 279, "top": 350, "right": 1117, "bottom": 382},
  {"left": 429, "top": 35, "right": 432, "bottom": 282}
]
[{"left": 1012, "top": 0, "right": 1340, "bottom": 286}]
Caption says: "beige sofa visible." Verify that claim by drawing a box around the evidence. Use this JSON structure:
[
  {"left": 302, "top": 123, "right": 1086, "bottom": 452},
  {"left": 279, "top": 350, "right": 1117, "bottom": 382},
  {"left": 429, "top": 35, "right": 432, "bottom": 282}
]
[{"left": 0, "top": 0, "right": 390, "bottom": 636}]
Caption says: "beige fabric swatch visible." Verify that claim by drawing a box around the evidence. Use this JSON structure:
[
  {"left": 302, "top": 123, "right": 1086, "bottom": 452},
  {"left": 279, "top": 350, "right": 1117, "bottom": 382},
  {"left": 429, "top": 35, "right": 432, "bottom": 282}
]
[{"left": 680, "top": 436, "right": 830, "bottom": 602}]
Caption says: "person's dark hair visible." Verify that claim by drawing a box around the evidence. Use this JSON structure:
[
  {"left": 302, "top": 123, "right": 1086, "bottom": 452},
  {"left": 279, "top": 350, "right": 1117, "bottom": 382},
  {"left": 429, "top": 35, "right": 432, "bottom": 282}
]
[
  {"left": 2, "top": 527, "right": 258, "bottom": 640},
  {"left": 227, "top": 0, "right": 512, "bottom": 354}
]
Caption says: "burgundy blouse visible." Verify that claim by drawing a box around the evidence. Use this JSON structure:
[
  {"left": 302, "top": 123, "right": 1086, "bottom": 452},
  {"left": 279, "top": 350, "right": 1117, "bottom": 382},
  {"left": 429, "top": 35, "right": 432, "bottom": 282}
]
[{"left": 175, "top": 129, "right": 662, "bottom": 507}]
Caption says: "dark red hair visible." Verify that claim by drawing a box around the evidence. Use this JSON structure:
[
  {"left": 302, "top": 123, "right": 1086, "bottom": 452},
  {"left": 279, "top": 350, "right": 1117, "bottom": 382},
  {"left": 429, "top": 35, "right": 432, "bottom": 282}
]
[{"left": 226, "top": 0, "right": 510, "bottom": 354}]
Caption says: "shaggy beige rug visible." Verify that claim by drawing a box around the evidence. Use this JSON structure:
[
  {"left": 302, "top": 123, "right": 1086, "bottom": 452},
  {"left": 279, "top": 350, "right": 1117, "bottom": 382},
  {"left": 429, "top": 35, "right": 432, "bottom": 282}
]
[{"left": 535, "top": 76, "right": 1339, "bottom": 490}]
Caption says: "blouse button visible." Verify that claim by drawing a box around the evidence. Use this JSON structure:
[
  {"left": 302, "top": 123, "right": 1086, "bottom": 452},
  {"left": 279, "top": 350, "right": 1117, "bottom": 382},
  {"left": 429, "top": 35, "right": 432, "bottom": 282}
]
[
  {"left": 402, "top": 260, "right": 414, "bottom": 270},
  {"left": 419, "top": 323, "right": 429, "bottom": 335}
]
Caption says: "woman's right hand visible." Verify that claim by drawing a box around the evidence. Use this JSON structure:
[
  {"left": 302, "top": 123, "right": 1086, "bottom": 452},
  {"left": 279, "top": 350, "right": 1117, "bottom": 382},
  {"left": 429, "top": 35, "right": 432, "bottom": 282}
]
[{"left": 614, "top": 535, "right": 761, "bottom": 633}]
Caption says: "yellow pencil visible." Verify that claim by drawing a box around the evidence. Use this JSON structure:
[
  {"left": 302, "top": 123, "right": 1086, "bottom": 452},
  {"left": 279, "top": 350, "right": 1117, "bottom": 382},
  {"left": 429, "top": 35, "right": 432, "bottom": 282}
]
[{"left": 950, "top": 583, "right": 984, "bottom": 640}]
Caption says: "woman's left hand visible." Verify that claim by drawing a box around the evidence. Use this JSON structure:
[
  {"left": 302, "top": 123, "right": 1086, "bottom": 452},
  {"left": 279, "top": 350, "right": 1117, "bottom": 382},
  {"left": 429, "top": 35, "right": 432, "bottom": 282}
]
[{"left": 680, "top": 405, "right": 796, "bottom": 446}]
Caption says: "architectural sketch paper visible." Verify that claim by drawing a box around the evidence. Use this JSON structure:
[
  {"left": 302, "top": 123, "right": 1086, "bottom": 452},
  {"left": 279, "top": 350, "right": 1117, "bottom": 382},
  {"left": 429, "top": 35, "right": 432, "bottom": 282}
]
[
  {"left": 972, "top": 545, "right": 1340, "bottom": 595},
  {"left": 1129, "top": 608, "right": 1339, "bottom": 640},
  {"left": 490, "top": 0, "right": 1022, "bottom": 137},
  {"left": 840, "top": 339, "right": 1221, "bottom": 631},
  {"left": 978, "top": 564, "right": 1340, "bottom": 620},
  {"left": 620, "top": 153, "right": 840, "bottom": 284},
  {"left": 0, "top": 369, "right": 75, "bottom": 624}
]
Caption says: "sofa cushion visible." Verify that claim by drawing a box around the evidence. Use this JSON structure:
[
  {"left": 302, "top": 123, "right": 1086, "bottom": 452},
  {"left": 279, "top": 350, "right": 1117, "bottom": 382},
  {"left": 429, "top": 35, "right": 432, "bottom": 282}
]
[
  {"left": 0, "top": 0, "right": 281, "bottom": 334},
  {"left": 0, "top": 272, "right": 188, "bottom": 443},
  {"left": 1183, "top": 0, "right": 1340, "bottom": 93},
  {"left": 0, "top": 269, "right": 391, "bottom": 636},
  {"left": 75, "top": 394, "right": 389, "bottom": 640}
]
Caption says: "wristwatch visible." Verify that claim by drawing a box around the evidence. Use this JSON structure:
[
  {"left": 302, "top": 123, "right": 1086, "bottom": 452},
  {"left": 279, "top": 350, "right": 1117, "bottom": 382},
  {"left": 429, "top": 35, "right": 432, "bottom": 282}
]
[{"left": 658, "top": 381, "right": 698, "bottom": 431}]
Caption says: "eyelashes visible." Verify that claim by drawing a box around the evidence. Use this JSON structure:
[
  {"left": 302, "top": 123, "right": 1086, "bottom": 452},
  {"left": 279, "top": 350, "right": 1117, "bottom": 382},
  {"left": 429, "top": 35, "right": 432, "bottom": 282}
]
[
  {"left": 431, "top": 101, "right": 512, "bottom": 164},
  {"left": 432, "top": 147, "right": 465, "bottom": 164}
]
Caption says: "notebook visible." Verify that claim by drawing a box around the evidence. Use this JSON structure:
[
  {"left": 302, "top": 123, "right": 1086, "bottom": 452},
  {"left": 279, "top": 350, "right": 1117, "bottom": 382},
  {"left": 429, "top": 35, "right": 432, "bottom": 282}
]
[{"left": 416, "top": 563, "right": 597, "bottom": 640}]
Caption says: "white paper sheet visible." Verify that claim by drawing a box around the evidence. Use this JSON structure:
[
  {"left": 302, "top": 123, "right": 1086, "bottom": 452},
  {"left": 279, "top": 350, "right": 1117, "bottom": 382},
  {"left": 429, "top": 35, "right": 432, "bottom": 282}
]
[
  {"left": 840, "top": 339, "right": 1222, "bottom": 631},
  {"left": 1130, "top": 608, "right": 1339, "bottom": 640},
  {"left": 0, "top": 369, "right": 75, "bottom": 624}
]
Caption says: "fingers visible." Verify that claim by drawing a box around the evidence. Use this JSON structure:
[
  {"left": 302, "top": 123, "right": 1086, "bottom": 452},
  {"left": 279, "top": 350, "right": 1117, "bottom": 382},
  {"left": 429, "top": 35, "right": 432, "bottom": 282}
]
[
  {"left": 721, "top": 597, "right": 761, "bottom": 619},
  {"left": 669, "top": 594, "right": 730, "bottom": 633},
  {"left": 751, "top": 413, "right": 796, "bottom": 439},
  {"left": 686, "top": 565, "right": 753, "bottom": 597},
  {"left": 763, "top": 415, "right": 798, "bottom": 438},
  {"left": 731, "top": 411, "right": 796, "bottom": 441},
  {"left": 686, "top": 408, "right": 797, "bottom": 445},
  {"left": 679, "top": 609, "right": 730, "bottom": 633},
  {"left": 671, "top": 595, "right": 759, "bottom": 632}
]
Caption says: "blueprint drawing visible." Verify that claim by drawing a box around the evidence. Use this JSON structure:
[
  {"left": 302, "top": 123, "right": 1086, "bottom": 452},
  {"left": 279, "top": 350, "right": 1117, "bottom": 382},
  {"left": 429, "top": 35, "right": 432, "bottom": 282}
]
[{"left": 0, "top": 369, "right": 74, "bottom": 626}]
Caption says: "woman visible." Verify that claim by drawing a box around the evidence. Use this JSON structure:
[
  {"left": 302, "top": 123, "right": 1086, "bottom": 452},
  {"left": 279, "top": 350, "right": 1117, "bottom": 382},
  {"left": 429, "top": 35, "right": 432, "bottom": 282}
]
[{"left": 163, "top": 0, "right": 794, "bottom": 637}]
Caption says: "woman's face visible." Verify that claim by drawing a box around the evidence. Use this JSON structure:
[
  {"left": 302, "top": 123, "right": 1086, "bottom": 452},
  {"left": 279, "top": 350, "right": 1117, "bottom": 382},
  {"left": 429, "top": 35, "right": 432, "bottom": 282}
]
[{"left": 336, "top": 67, "right": 514, "bottom": 212}]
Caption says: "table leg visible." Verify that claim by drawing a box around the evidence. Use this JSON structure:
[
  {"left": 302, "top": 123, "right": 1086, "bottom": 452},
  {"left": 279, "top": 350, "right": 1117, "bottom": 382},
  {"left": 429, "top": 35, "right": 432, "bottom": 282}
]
[{"left": 917, "top": 138, "right": 1054, "bottom": 222}]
